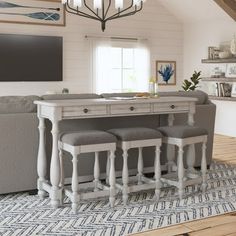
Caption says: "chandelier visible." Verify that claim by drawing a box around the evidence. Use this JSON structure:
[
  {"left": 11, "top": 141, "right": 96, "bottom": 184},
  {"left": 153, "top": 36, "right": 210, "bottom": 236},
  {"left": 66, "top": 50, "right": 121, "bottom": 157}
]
[{"left": 62, "top": 0, "right": 145, "bottom": 31}]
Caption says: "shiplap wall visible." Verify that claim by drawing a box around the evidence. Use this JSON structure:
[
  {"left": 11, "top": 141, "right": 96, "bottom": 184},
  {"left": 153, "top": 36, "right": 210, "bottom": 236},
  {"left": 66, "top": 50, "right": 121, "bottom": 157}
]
[{"left": 0, "top": 1, "right": 183, "bottom": 96}]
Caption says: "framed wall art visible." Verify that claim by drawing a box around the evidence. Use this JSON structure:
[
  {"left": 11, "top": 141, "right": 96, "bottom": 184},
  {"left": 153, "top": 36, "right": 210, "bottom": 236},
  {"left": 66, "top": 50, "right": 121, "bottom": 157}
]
[
  {"left": 156, "top": 60, "right": 176, "bottom": 85},
  {"left": 0, "top": 0, "right": 65, "bottom": 26},
  {"left": 231, "top": 83, "right": 236, "bottom": 97},
  {"left": 226, "top": 63, "right": 236, "bottom": 78}
]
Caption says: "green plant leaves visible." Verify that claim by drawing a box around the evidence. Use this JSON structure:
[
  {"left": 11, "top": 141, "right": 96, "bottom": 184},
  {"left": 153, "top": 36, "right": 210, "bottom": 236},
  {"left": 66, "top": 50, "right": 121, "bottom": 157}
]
[{"left": 182, "top": 71, "right": 202, "bottom": 91}]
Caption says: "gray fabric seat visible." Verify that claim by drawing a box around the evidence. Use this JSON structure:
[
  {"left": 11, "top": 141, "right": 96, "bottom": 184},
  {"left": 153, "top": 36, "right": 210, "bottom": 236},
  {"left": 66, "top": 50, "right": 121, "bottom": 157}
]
[
  {"left": 108, "top": 127, "right": 162, "bottom": 141},
  {"left": 158, "top": 125, "right": 208, "bottom": 138},
  {"left": 60, "top": 130, "right": 117, "bottom": 146}
]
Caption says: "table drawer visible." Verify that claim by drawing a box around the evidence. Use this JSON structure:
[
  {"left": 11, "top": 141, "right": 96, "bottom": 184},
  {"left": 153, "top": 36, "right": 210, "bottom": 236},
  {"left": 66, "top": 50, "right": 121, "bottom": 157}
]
[
  {"left": 63, "top": 105, "right": 107, "bottom": 117},
  {"left": 110, "top": 104, "right": 151, "bottom": 115},
  {"left": 154, "top": 102, "right": 189, "bottom": 113}
]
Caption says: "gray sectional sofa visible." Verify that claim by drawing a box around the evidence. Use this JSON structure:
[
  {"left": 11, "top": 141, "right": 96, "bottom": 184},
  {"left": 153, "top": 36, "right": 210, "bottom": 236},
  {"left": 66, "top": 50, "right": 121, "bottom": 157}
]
[{"left": 0, "top": 91, "right": 216, "bottom": 194}]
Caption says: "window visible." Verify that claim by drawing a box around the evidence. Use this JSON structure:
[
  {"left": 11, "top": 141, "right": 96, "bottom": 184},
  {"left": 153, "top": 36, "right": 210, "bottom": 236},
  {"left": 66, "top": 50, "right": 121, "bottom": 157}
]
[
  {"left": 92, "top": 39, "right": 150, "bottom": 94},
  {"left": 111, "top": 47, "right": 136, "bottom": 92}
]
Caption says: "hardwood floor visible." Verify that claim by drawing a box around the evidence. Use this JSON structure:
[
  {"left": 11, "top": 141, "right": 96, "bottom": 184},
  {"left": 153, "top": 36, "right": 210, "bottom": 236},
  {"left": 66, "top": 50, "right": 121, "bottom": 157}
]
[{"left": 133, "top": 134, "right": 236, "bottom": 236}]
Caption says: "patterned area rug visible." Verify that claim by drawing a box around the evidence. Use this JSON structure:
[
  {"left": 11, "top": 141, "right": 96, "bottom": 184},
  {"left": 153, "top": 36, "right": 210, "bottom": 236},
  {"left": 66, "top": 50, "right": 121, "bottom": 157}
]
[{"left": 1, "top": 161, "right": 236, "bottom": 236}]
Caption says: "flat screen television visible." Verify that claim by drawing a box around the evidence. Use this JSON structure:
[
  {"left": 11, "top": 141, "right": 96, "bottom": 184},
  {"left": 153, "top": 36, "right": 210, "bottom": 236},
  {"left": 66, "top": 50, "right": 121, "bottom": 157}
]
[{"left": 0, "top": 34, "right": 63, "bottom": 82}]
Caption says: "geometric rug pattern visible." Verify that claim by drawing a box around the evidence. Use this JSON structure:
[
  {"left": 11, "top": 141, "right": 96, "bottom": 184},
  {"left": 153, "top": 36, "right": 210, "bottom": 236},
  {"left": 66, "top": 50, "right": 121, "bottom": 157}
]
[{"left": 0, "top": 161, "right": 236, "bottom": 236}]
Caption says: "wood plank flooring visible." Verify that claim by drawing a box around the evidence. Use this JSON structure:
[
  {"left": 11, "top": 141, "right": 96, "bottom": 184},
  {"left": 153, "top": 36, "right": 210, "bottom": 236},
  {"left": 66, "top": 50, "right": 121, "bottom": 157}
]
[{"left": 133, "top": 134, "right": 236, "bottom": 236}]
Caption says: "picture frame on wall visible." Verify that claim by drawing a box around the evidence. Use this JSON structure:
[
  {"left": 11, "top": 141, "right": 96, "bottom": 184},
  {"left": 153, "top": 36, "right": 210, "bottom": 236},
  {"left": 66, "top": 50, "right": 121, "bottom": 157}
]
[
  {"left": 226, "top": 64, "right": 236, "bottom": 78},
  {"left": 156, "top": 60, "right": 176, "bottom": 85},
  {"left": 0, "top": 0, "right": 65, "bottom": 26}
]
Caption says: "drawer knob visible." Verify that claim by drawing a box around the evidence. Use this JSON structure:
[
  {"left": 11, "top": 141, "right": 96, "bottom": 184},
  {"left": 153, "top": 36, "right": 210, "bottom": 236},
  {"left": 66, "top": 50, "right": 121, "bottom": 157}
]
[
  {"left": 130, "top": 106, "right": 135, "bottom": 111},
  {"left": 170, "top": 105, "right": 175, "bottom": 109},
  {"left": 83, "top": 108, "right": 89, "bottom": 113}
]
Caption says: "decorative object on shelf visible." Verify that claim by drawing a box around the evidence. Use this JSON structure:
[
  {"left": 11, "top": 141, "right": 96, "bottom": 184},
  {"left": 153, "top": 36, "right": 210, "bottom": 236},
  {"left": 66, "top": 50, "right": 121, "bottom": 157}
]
[
  {"left": 208, "top": 46, "right": 220, "bottom": 59},
  {"left": 0, "top": 0, "right": 65, "bottom": 26},
  {"left": 219, "top": 51, "right": 231, "bottom": 59},
  {"left": 62, "top": 0, "right": 145, "bottom": 32},
  {"left": 148, "top": 77, "right": 159, "bottom": 97},
  {"left": 226, "top": 63, "right": 236, "bottom": 78},
  {"left": 231, "top": 83, "right": 236, "bottom": 97},
  {"left": 182, "top": 71, "right": 202, "bottom": 91},
  {"left": 211, "top": 66, "right": 225, "bottom": 78},
  {"left": 62, "top": 88, "right": 69, "bottom": 94},
  {"left": 156, "top": 60, "right": 176, "bottom": 86},
  {"left": 231, "top": 35, "right": 236, "bottom": 56},
  {"left": 215, "top": 82, "right": 232, "bottom": 97}
]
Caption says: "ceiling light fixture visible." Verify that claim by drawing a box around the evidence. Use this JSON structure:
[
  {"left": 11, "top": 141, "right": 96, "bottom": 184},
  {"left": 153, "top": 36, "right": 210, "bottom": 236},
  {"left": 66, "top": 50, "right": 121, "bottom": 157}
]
[{"left": 62, "top": 0, "right": 145, "bottom": 31}]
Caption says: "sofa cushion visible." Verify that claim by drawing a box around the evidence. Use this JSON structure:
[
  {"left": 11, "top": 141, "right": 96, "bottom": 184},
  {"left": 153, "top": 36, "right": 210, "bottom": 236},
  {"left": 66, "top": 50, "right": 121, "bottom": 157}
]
[
  {"left": 60, "top": 130, "right": 117, "bottom": 146},
  {"left": 158, "top": 125, "right": 208, "bottom": 138},
  {"left": 0, "top": 96, "right": 41, "bottom": 114},
  {"left": 108, "top": 127, "right": 162, "bottom": 141},
  {"left": 158, "top": 90, "right": 208, "bottom": 105},
  {"left": 42, "top": 93, "right": 102, "bottom": 100}
]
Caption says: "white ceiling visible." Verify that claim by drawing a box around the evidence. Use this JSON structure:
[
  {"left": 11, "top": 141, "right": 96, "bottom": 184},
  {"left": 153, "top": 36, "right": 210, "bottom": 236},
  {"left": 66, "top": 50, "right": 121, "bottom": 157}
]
[{"left": 157, "top": 0, "right": 234, "bottom": 23}]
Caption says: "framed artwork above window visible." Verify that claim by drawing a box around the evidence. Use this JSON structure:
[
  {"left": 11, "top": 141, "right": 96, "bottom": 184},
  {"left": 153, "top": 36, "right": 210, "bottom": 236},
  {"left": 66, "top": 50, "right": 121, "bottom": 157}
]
[{"left": 156, "top": 60, "right": 176, "bottom": 86}]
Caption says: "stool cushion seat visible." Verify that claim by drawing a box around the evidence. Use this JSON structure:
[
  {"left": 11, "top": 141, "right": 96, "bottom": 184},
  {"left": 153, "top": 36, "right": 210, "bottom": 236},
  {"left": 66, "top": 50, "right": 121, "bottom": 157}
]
[
  {"left": 158, "top": 125, "right": 208, "bottom": 138},
  {"left": 60, "top": 130, "right": 117, "bottom": 146},
  {"left": 108, "top": 127, "right": 162, "bottom": 141}
]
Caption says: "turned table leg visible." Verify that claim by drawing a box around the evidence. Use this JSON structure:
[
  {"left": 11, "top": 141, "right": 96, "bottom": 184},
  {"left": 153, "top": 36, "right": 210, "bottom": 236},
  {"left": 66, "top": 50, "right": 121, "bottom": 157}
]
[
  {"left": 37, "top": 117, "right": 47, "bottom": 199},
  {"left": 122, "top": 149, "right": 129, "bottom": 205},
  {"left": 50, "top": 120, "right": 61, "bottom": 208}
]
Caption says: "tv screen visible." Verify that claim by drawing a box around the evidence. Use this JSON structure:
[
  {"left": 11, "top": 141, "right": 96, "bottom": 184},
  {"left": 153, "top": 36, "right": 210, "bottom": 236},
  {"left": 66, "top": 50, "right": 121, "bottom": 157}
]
[{"left": 0, "top": 34, "right": 63, "bottom": 82}]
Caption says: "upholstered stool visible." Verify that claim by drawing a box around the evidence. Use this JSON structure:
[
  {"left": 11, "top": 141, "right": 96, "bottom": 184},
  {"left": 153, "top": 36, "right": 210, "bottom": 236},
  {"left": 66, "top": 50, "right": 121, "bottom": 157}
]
[
  {"left": 158, "top": 125, "right": 208, "bottom": 199},
  {"left": 59, "top": 130, "right": 117, "bottom": 212},
  {"left": 108, "top": 127, "right": 162, "bottom": 205}
]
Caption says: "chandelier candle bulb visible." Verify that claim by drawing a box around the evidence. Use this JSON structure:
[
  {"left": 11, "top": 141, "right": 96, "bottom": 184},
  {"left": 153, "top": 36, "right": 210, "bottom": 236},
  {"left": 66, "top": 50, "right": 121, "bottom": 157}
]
[
  {"left": 133, "top": 0, "right": 141, "bottom": 7},
  {"left": 94, "top": 0, "right": 102, "bottom": 9},
  {"left": 73, "top": 0, "right": 82, "bottom": 7},
  {"left": 115, "top": 0, "right": 123, "bottom": 9},
  {"left": 62, "top": 0, "right": 67, "bottom": 4}
]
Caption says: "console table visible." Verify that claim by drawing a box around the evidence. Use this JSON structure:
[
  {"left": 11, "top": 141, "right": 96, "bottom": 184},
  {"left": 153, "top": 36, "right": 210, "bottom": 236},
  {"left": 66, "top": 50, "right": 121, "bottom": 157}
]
[{"left": 35, "top": 96, "right": 197, "bottom": 208}]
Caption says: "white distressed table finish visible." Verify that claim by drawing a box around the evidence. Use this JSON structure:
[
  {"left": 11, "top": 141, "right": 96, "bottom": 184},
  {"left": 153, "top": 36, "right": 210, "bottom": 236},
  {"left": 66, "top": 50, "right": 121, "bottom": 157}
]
[{"left": 35, "top": 97, "right": 197, "bottom": 207}]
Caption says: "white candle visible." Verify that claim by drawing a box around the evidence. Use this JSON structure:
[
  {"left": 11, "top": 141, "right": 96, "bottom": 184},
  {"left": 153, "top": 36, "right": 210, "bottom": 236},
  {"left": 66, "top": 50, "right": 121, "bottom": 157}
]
[
  {"left": 133, "top": 0, "right": 142, "bottom": 7},
  {"left": 94, "top": 0, "right": 102, "bottom": 9},
  {"left": 115, "top": 0, "right": 123, "bottom": 9},
  {"left": 73, "top": 0, "right": 82, "bottom": 7}
]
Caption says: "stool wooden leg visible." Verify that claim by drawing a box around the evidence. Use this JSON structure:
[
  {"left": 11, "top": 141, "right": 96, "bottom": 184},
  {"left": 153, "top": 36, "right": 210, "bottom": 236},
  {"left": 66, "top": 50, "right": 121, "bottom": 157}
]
[
  {"left": 71, "top": 153, "right": 79, "bottom": 213},
  {"left": 109, "top": 150, "right": 116, "bottom": 207},
  {"left": 154, "top": 145, "right": 161, "bottom": 201},
  {"left": 167, "top": 144, "right": 176, "bottom": 173},
  {"left": 201, "top": 142, "right": 207, "bottom": 192},
  {"left": 186, "top": 144, "right": 196, "bottom": 173},
  {"left": 59, "top": 148, "right": 64, "bottom": 205},
  {"left": 178, "top": 145, "right": 184, "bottom": 199},
  {"left": 137, "top": 147, "right": 143, "bottom": 185},
  {"left": 122, "top": 149, "right": 129, "bottom": 205},
  {"left": 106, "top": 154, "right": 110, "bottom": 185},
  {"left": 94, "top": 152, "right": 100, "bottom": 192}
]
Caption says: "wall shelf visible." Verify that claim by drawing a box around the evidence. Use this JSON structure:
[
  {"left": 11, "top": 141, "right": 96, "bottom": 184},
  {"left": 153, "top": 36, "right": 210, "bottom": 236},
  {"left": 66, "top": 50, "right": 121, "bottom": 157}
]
[
  {"left": 209, "top": 96, "right": 236, "bottom": 101},
  {"left": 202, "top": 77, "right": 236, "bottom": 82},
  {"left": 201, "top": 58, "right": 236, "bottom": 63}
]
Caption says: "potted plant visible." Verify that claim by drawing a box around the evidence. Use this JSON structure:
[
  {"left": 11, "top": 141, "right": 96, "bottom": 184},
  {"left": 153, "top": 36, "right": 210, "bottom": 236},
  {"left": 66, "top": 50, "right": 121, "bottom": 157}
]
[{"left": 182, "top": 71, "right": 202, "bottom": 91}]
